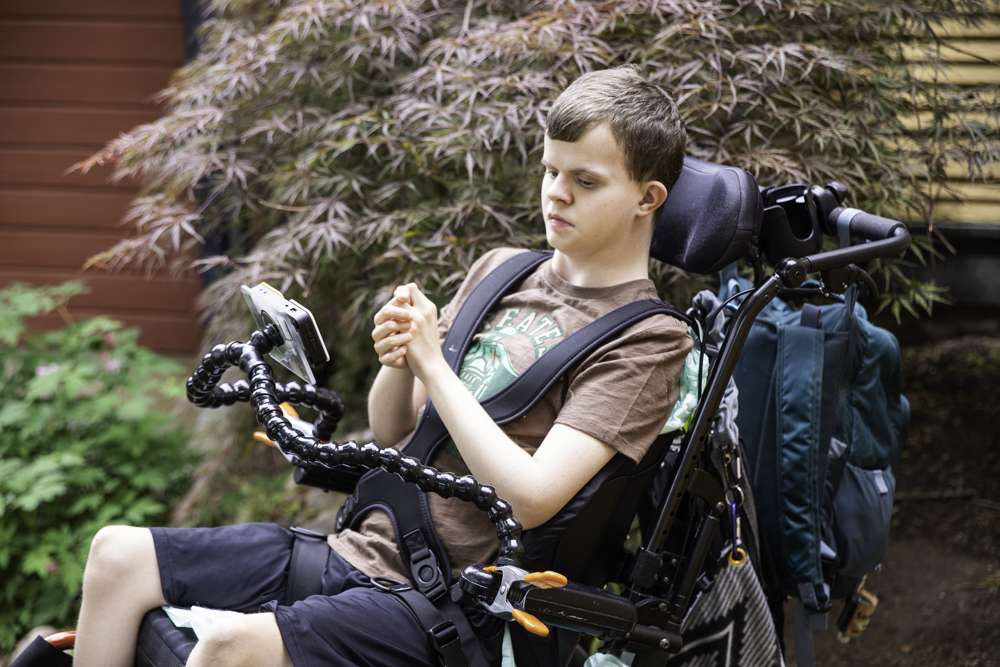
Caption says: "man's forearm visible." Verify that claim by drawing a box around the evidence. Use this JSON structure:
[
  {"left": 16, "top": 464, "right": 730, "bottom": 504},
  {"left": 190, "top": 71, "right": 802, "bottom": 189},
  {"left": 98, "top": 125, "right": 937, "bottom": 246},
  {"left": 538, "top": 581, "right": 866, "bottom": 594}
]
[
  {"left": 367, "top": 366, "right": 417, "bottom": 446},
  {"left": 418, "top": 358, "right": 545, "bottom": 526}
]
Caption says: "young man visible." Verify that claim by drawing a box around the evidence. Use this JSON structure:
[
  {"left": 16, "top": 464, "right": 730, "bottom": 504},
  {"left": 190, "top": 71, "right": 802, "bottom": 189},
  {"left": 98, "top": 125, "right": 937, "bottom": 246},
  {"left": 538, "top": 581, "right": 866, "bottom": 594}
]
[{"left": 72, "top": 66, "right": 691, "bottom": 667}]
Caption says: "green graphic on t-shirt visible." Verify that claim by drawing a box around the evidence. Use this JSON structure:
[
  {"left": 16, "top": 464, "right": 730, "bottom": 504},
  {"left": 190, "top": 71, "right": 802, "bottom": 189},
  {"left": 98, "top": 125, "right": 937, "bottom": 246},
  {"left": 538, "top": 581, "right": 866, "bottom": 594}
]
[{"left": 446, "top": 307, "right": 563, "bottom": 458}]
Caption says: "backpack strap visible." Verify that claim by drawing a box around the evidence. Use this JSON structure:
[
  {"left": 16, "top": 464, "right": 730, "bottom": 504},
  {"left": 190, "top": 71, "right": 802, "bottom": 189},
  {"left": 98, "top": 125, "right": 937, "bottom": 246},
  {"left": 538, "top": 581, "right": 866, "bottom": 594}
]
[
  {"left": 776, "top": 322, "right": 830, "bottom": 612},
  {"left": 791, "top": 596, "right": 827, "bottom": 667}
]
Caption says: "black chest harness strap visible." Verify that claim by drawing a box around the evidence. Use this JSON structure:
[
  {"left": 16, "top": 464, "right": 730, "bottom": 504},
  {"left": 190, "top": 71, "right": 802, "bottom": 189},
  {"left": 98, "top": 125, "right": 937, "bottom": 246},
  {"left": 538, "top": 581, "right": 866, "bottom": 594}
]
[{"left": 334, "top": 250, "right": 690, "bottom": 666}]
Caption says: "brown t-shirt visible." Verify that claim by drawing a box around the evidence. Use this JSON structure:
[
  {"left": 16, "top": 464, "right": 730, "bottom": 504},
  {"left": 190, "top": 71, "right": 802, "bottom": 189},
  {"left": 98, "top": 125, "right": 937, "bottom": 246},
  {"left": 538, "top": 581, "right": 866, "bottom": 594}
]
[{"left": 327, "top": 248, "right": 693, "bottom": 582}]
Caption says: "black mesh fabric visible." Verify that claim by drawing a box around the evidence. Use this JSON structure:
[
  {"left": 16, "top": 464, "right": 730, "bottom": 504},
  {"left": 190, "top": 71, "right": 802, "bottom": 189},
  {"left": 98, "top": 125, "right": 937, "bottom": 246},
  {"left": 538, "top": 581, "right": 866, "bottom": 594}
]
[{"left": 651, "top": 157, "right": 762, "bottom": 273}]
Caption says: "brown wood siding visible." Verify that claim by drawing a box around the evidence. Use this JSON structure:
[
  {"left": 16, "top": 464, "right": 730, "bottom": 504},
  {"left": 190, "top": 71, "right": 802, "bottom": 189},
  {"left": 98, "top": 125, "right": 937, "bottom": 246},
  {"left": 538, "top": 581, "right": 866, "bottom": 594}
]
[
  {"left": 0, "top": 1, "right": 200, "bottom": 354},
  {"left": 0, "top": 108, "right": 159, "bottom": 146}
]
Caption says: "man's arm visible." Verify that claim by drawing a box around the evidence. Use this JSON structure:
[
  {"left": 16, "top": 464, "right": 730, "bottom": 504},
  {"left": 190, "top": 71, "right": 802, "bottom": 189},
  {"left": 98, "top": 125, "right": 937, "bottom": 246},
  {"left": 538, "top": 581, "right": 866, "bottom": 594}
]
[
  {"left": 367, "top": 366, "right": 418, "bottom": 446},
  {"left": 419, "top": 358, "right": 616, "bottom": 528},
  {"left": 401, "top": 284, "right": 617, "bottom": 529}
]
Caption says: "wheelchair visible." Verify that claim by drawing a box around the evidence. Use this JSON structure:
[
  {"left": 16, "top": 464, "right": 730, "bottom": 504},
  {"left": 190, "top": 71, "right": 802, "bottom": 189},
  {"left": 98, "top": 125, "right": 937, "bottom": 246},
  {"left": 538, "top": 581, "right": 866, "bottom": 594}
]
[{"left": 15, "top": 157, "right": 909, "bottom": 667}]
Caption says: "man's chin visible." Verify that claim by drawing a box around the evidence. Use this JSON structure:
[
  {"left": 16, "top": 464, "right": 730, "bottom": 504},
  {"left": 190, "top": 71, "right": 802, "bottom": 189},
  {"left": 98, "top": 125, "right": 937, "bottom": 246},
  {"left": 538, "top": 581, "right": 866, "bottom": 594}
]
[{"left": 544, "top": 229, "right": 568, "bottom": 251}]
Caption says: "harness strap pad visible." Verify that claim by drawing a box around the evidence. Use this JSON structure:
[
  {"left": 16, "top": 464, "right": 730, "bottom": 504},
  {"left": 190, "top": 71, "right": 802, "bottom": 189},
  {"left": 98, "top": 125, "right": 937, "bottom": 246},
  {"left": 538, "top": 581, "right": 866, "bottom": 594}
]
[{"left": 283, "top": 526, "right": 330, "bottom": 605}]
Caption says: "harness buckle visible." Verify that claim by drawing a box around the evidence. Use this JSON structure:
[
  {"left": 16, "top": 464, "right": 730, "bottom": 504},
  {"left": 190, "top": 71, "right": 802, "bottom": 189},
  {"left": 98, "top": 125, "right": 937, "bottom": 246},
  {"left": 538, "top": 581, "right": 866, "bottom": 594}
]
[
  {"left": 428, "top": 621, "right": 465, "bottom": 667},
  {"left": 429, "top": 621, "right": 459, "bottom": 647},
  {"left": 408, "top": 544, "right": 448, "bottom": 601},
  {"left": 371, "top": 576, "right": 412, "bottom": 593}
]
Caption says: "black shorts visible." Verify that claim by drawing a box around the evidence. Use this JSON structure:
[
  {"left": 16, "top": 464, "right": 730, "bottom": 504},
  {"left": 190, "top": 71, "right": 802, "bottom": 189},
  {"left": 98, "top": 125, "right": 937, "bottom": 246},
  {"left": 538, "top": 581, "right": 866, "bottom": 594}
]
[{"left": 150, "top": 523, "right": 504, "bottom": 666}]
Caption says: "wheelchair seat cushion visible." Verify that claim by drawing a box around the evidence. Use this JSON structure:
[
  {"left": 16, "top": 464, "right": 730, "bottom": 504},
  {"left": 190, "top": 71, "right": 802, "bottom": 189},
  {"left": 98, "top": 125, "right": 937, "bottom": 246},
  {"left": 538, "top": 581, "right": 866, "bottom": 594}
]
[
  {"left": 135, "top": 609, "right": 196, "bottom": 667},
  {"left": 651, "top": 157, "right": 762, "bottom": 273}
]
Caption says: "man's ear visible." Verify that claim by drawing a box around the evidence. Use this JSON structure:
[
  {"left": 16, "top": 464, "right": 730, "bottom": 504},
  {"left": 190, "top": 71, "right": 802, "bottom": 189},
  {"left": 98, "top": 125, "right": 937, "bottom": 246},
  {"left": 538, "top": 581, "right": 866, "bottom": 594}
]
[{"left": 638, "top": 180, "right": 669, "bottom": 216}]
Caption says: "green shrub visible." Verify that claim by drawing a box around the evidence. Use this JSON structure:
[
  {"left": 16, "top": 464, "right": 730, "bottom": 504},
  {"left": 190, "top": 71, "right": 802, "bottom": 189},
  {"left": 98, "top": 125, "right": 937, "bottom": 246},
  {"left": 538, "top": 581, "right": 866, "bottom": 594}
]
[{"left": 0, "top": 282, "right": 196, "bottom": 651}]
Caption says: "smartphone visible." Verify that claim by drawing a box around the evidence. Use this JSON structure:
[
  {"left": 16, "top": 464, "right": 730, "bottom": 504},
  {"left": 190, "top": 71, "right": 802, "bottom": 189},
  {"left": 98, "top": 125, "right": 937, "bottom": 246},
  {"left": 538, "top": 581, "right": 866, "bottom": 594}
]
[{"left": 240, "top": 283, "right": 330, "bottom": 384}]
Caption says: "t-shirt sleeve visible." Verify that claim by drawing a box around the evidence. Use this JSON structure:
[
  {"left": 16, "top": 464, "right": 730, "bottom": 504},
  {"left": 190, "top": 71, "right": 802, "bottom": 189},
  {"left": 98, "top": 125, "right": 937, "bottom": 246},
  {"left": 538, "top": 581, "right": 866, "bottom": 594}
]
[{"left": 554, "top": 315, "right": 693, "bottom": 464}]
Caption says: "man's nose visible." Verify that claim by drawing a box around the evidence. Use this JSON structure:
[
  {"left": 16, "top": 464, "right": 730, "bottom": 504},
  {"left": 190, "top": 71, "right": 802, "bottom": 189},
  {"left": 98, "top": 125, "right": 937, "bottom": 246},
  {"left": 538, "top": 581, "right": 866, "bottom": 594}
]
[{"left": 546, "top": 174, "right": 572, "bottom": 204}]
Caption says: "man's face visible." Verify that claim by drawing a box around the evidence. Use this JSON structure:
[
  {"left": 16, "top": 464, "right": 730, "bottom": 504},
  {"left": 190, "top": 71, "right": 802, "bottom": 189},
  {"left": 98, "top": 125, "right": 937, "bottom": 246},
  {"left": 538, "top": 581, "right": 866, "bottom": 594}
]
[{"left": 540, "top": 123, "right": 648, "bottom": 260}]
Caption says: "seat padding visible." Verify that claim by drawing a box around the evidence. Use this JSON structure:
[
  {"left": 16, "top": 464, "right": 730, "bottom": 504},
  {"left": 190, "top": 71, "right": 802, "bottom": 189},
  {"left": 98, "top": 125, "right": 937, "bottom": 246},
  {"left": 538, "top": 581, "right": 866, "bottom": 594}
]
[{"left": 134, "top": 608, "right": 197, "bottom": 667}]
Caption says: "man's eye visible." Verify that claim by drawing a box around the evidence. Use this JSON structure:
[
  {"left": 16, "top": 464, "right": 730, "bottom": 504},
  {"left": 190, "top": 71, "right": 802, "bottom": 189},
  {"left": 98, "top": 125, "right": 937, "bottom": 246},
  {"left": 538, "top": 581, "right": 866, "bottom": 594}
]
[
  {"left": 576, "top": 178, "right": 594, "bottom": 188},
  {"left": 544, "top": 168, "right": 558, "bottom": 177}
]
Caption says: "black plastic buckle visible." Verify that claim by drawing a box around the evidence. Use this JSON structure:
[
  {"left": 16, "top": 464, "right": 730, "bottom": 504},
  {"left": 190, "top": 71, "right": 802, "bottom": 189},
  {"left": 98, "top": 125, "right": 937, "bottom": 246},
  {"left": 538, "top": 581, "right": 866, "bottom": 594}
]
[
  {"left": 428, "top": 621, "right": 461, "bottom": 659},
  {"left": 371, "top": 576, "right": 413, "bottom": 593},
  {"left": 409, "top": 545, "right": 448, "bottom": 601}
]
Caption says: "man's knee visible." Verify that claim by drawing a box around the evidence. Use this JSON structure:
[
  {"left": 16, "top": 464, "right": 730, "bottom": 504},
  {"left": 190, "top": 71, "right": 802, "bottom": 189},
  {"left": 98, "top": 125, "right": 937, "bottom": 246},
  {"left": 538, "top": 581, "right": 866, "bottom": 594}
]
[
  {"left": 192, "top": 614, "right": 290, "bottom": 667},
  {"left": 193, "top": 619, "right": 243, "bottom": 666},
  {"left": 84, "top": 525, "right": 155, "bottom": 589}
]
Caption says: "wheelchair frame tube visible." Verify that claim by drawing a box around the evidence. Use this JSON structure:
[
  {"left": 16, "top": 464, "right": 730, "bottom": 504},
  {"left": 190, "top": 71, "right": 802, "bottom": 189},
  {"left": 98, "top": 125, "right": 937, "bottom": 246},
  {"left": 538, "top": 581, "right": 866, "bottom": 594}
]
[{"left": 641, "top": 272, "right": 785, "bottom": 563}]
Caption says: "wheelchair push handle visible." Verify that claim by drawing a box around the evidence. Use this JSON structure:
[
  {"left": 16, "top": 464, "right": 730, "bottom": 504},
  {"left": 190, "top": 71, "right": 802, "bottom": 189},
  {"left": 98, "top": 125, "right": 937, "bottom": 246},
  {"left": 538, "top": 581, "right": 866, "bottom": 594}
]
[
  {"left": 762, "top": 181, "right": 911, "bottom": 279},
  {"left": 828, "top": 206, "right": 906, "bottom": 241},
  {"left": 796, "top": 208, "right": 910, "bottom": 277}
]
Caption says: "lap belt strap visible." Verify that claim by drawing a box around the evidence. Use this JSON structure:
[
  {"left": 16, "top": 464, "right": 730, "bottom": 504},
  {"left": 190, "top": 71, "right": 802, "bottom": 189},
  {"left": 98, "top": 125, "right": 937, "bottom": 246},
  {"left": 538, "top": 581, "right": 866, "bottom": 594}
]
[
  {"left": 382, "top": 581, "right": 489, "bottom": 667},
  {"left": 283, "top": 526, "right": 330, "bottom": 605}
]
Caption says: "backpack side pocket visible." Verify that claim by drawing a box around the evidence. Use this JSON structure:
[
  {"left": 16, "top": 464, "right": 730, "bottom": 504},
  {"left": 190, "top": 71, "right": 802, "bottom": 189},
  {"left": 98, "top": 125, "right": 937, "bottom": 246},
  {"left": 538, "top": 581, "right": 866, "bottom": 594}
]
[{"left": 832, "top": 462, "right": 895, "bottom": 582}]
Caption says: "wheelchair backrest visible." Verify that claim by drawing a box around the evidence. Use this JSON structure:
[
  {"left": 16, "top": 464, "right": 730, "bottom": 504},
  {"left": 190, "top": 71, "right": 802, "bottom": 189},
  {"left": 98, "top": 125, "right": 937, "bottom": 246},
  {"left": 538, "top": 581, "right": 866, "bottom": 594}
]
[{"left": 521, "top": 434, "right": 670, "bottom": 585}]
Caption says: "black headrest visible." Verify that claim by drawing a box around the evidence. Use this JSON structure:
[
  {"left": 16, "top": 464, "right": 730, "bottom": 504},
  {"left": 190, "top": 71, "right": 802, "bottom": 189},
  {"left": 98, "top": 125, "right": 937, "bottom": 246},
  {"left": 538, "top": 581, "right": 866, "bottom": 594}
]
[{"left": 650, "top": 157, "right": 762, "bottom": 274}]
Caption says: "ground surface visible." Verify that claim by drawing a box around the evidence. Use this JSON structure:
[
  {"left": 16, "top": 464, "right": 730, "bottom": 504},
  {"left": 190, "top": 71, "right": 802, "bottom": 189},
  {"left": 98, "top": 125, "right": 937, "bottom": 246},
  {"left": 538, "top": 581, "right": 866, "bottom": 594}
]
[{"left": 807, "top": 336, "right": 1000, "bottom": 667}]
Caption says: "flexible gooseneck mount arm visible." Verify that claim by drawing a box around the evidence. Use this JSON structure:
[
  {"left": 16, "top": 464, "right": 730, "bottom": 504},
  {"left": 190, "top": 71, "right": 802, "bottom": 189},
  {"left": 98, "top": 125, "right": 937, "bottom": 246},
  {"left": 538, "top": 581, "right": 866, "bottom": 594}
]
[{"left": 184, "top": 326, "right": 526, "bottom": 565}]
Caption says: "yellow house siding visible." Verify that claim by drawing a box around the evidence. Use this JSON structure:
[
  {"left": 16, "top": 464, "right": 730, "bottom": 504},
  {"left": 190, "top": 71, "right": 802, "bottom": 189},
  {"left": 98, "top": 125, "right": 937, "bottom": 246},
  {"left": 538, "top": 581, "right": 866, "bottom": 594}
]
[{"left": 901, "top": 8, "right": 1000, "bottom": 228}]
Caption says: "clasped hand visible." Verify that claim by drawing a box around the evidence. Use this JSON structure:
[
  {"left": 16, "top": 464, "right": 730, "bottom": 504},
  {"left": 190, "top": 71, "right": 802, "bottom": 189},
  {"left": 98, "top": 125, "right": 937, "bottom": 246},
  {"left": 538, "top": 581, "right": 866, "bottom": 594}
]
[{"left": 371, "top": 283, "right": 444, "bottom": 380}]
